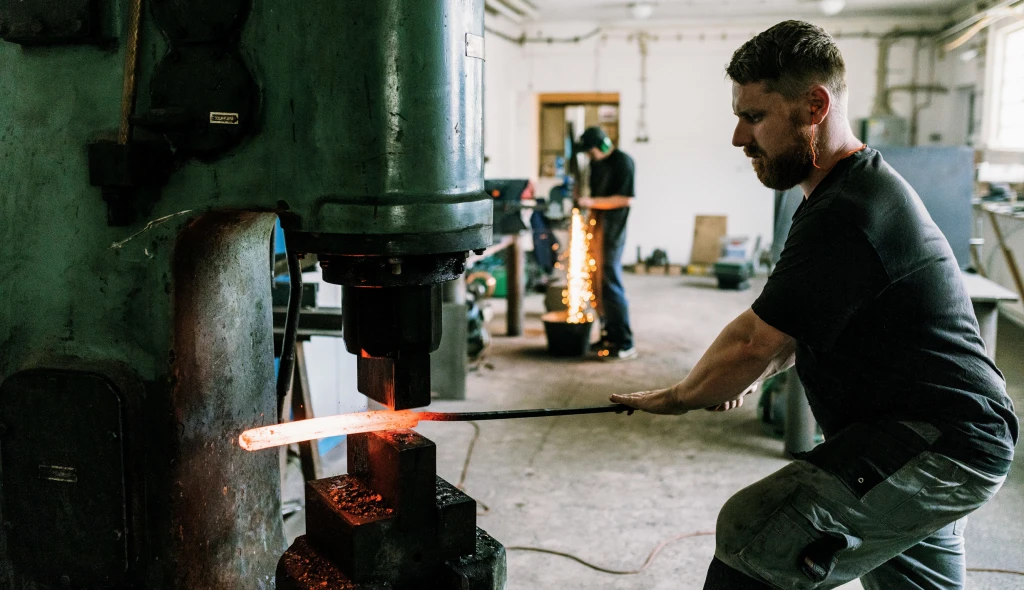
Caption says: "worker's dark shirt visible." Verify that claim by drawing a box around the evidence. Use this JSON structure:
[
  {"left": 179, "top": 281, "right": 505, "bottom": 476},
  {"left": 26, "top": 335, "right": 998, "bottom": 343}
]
[
  {"left": 589, "top": 149, "right": 635, "bottom": 250},
  {"left": 753, "top": 148, "right": 1018, "bottom": 475}
]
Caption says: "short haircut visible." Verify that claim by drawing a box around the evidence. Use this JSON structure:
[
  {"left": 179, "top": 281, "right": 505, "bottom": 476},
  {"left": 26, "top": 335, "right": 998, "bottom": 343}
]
[{"left": 726, "top": 20, "right": 846, "bottom": 101}]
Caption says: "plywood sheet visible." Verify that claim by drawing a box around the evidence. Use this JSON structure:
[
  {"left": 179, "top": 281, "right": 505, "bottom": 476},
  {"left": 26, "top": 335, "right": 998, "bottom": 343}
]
[{"left": 691, "top": 216, "right": 727, "bottom": 264}]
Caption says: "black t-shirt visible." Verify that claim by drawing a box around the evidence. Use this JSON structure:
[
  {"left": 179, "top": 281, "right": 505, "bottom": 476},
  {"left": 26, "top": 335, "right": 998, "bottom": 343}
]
[
  {"left": 589, "top": 149, "right": 635, "bottom": 249},
  {"left": 753, "top": 148, "right": 1018, "bottom": 474}
]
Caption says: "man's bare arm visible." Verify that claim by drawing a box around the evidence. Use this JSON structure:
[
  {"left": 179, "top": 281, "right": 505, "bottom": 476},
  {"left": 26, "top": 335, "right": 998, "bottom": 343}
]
[
  {"left": 578, "top": 196, "right": 634, "bottom": 210},
  {"left": 706, "top": 346, "right": 795, "bottom": 412},
  {"left": 611, "top": 309, "right": 795, "bottom": 414}
]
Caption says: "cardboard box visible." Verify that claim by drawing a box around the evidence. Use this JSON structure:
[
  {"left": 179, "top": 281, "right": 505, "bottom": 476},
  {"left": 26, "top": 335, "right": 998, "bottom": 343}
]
[{"left": 691, "top": 216, "right": 728, "bottom": 264}]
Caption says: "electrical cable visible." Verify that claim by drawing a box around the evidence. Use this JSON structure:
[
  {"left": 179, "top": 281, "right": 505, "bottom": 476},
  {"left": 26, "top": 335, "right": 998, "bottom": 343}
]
[
  {"left": 276, "top": 251, "right": 302, "bottom": 420},
  {"left": 941, "top": 2, "right": 1024, "bottom": 52},
  {"left": 944, "top": 17, "right": 994, "bottom": 52},
  {"left": 937, "top": 0, "right": 1024, "bottom": 42},
  {"left": 455, "top": 421, "right": 479, "bottom": 489},
  {"left": 455, "top": 422, "right": 1024, "bottom": 578},
  {"left": 484, "top": 26, "right": 602, "bottom": 45},
  {"left": 968, "top": 568, "right": 1024, "bottom": 576},
  {"left": 507, "top": 532, "right": 715, "bottom": 575},
  {"left": 455, "top": 421, "right": 490, "bottom": 514},
  {"left": 485, "top": 25, "right": 934, "bottom": 47}
]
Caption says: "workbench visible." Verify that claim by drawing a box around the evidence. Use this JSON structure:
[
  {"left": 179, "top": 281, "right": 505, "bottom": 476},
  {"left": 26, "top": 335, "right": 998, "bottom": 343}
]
[
  {"left": 962, "top": 272, "right": 1019, "bottom": 359},
  {"left": 467, "top": 232, "right": 528, "bottom": 337}
]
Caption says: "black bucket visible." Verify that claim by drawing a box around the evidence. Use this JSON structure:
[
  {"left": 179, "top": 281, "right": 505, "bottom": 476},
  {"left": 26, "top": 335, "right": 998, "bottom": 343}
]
[{"left": 542, "top": 311, "right": 594, "bottom": 357}]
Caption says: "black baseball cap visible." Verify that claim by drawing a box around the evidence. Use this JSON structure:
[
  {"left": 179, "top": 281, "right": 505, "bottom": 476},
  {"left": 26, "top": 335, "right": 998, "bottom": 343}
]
[{"left": 577, "top": 126, "right": 612, "bottom": 153}]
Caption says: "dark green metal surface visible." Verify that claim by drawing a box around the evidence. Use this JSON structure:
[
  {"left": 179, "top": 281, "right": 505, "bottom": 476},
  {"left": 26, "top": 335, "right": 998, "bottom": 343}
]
[{"left": 0, "top": 0, "right": 488, "bottom": 587}]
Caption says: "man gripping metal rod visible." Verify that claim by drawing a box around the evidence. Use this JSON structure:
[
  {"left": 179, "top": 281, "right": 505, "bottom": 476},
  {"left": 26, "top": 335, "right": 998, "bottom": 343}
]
[{"left": 611, "top": 20, "right": 1018, "bottom": 590}]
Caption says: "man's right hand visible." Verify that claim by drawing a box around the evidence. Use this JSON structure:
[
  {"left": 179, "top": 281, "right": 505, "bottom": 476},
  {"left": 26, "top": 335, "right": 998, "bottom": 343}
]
[
  {"left": 610, "top": 388, "right": 689, "bottom": 415},
  {"left": 705, "top": 382, "right": 759, "bottom": 412}
]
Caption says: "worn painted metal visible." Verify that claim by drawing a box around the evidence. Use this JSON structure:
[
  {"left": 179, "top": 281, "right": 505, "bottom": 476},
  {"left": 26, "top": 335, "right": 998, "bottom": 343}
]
[{"left": 0, "top": 0, "right": 488, "bottom": 587}]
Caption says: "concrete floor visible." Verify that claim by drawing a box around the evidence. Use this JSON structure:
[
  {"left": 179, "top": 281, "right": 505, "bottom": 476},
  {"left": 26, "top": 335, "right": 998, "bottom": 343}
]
[{"left": 289, "top": 273, "right": 1024, "bottom": 589}]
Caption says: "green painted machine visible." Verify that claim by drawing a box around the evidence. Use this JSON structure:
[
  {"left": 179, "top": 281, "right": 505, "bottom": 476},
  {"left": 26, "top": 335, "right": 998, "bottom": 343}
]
[{"left": 0, "top": 1, "right": 501, "bottom": 588}]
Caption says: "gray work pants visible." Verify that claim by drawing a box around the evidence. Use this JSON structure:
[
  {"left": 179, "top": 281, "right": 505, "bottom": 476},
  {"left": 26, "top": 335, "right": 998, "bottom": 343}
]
[{"left": 715, "top": 432, "right": 1007, "bottom": 589}]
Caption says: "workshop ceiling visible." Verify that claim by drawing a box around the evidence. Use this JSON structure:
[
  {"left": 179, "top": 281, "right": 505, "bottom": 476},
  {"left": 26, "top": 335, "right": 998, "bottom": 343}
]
[{"left": 526, "top": 0, "right": 965, "bottom": 22}]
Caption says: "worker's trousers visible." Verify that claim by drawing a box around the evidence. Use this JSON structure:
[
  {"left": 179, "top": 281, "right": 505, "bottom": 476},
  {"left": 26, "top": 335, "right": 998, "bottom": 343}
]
[
  {"left": 712, "top": 421, "right": 1008, "bottom": 589},
  {"left": 597, "top": 217, "right": 633, "bottom": 349}
]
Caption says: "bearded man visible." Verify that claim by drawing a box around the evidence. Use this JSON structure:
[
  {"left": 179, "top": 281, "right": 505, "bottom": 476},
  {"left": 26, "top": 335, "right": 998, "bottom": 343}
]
[{"left": 611, "top": 20, "right": 1017, "bottom": 590}]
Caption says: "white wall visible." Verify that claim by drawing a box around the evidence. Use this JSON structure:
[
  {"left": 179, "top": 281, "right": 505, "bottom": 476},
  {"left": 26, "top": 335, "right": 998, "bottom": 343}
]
[
  {"left": 301, "top": 271, "right": 364, "bottom": 456},
  {"left": 484, "top": 18, "right": 533, "bottom": 179},
  {"left": 483, "top": 16, "right": 957, "bottom": 264}
]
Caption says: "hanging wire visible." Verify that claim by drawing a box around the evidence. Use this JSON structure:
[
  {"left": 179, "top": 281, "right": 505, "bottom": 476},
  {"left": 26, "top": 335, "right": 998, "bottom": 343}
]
[
  {"left": 635, "top": 31, "right": 651, "bottom": 143},
  {"left": 276, "top": 251, "right": 302, "bottom": 420},
  {"left": 485, "top": 26, "right": 602, "bottom": 45}
]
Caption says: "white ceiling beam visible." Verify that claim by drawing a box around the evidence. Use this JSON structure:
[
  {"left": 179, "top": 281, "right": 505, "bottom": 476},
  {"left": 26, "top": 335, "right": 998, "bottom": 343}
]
[
  {"left": 937, "top": 0, "right": 1023, "bottom": 41},
  {"left": 499, "top": 0, "right": 541, "bottom": 19},
  {"left": 485, "top": 0, "right": 525, "bottom": 23}
]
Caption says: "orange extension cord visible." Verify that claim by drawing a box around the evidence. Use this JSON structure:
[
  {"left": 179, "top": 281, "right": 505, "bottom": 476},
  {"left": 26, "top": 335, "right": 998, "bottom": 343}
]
[{"left": 455, "top": 422, "right": 1024, "bottom": 579}]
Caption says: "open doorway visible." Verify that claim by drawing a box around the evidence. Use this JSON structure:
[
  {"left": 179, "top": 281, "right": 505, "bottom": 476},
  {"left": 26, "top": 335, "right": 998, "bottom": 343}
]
[{"left": 536, "top": 92, "right": 620, "bottom": 186}]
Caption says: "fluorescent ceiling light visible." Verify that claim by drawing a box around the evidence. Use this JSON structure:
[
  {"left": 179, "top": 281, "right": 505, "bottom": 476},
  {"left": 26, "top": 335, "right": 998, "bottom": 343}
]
[
  {"left": 631, "top": 2, "right": 655, "bottom": 20},
  {"left": 959, "top": 48, "right": 980, "bottom": 62},
  {"left": 819, "top": 0, "right": 846, "bottom": 15}
]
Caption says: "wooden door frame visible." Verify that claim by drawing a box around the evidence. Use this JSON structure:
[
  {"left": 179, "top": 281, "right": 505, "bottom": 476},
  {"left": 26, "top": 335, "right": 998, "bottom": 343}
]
[{"left": 533, "top": 92, "right": 620, "bottom": 181}]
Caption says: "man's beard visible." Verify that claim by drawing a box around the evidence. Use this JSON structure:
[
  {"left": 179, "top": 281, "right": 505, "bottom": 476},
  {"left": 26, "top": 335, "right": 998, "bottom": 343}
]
[{"left": 748, "top": 132, "right": 814, "bottom": 191}]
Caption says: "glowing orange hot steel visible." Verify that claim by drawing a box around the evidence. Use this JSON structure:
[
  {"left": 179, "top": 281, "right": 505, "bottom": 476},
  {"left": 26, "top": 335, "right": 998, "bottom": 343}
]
[
  {"left": 563, "top": 208, "right": 596, "bottom": 324},
  {"left": 239, "top": 410, "right": 421, "bottom": 451}
]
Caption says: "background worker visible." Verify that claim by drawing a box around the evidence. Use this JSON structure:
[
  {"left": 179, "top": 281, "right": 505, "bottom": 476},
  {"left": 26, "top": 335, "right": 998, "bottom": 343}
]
[
  {"left": 611, "top": 20, "right": 1017, "bottom": 589},
  {"left": 577, "top": 126, "right": 637, "bottom": 360}
]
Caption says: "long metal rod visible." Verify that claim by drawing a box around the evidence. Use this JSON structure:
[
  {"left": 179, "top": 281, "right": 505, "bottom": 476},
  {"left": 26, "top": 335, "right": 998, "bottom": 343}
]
[{"left": 417, "top": 404, "right": 633, "bottom": 422}]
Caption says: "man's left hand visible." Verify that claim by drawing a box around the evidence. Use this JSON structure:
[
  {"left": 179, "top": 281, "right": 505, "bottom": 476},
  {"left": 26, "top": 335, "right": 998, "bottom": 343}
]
[
  {"left": 704, "top": 382, "right": 759, "bottom": 412},
  {"left": 610, "top": 388, "right": 688, "bottom": 415}
]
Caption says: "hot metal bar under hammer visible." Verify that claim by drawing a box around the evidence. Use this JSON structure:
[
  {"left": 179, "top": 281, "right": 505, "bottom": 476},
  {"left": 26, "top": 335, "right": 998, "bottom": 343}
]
[{"left": 239, "top": 405, "right": 633, "bottom": 451}]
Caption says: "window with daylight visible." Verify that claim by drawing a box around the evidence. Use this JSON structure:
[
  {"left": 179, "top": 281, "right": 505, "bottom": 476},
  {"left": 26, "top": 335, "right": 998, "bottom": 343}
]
[{"left": 993, "top": 23, "right": 1024, "bottom": 149}]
